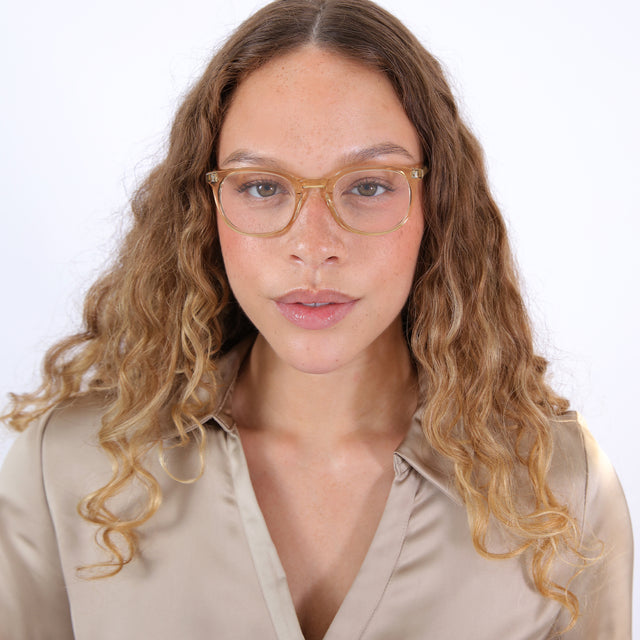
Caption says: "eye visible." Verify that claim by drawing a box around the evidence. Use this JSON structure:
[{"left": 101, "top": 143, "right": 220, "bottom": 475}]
[
  {"left": 352, "top": 181, "right": 385, "bottom": 197},
  {"left": 346, "top": 178, "right": 395, "bottom": 198},
  {"left": 238, "top": 180, "right": 284, "bottom": 198}
]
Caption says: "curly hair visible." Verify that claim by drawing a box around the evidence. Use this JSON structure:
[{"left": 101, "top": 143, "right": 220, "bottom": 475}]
[{"left": 3, "top": 0, "right": 592, "bottom": 630}]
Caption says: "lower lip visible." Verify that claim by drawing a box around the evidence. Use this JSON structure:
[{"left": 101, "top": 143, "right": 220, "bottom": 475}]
[{"left": 275, "top": 300, "right": 357, "bottom": 330}]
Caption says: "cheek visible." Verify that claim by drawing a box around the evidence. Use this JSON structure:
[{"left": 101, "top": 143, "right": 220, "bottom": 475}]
[
  {"left": 218, "top": 218, "right": 258, "bottom": 279},
  {"left": 217, "top": 221, "right": 236, "bottom": 269},
  {"left": 361, "top": 222, "right": 423, "bottom": 325},
  {"left": 217, "top": 222, "right": 255, "bottom": 301},
  {"left": 384, "top": 214, "right": 424, "bottom": 282},
  {"left": 389, "top": 217, "right": 424, "bottom": 307}
]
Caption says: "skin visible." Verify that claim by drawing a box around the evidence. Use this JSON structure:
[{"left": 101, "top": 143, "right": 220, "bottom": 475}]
[{"left": 216, "top": 46, "right": 425, "bottom": 640}]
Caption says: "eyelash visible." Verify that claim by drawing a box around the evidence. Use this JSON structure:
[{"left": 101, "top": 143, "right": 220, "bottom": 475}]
[
  {"left": 344, "top": 179, "right": 395, "bottom": 196},
  {"left": 236, "top": 180, "right": 288, "bottom": 196}
]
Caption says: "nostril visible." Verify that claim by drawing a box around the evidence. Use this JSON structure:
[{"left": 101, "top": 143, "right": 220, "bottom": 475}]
[{"left": 289, "top": 253, "right": 338, "bottom": 265}]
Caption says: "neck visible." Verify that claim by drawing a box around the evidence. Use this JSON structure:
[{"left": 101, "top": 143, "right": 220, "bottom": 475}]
[{"left": 232, "top": 321, "right": 418, "bottom": 447}]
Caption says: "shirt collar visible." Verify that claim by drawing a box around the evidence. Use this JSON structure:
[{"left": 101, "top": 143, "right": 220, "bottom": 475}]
[
  {"left": 395, "top": 414, "right": 462, "bottom": 505},
  {"left": 204, "top": 337, "right": 462, "bottom": 506}
]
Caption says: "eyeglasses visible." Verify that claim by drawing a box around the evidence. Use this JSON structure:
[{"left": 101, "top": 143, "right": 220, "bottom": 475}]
[{"left": 205, "top": 165, "right": 427, "bottom": 237}]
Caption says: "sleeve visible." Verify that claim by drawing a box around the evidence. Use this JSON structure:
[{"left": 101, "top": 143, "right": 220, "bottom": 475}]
[
  {"left": 556, "top": 419, "right": 633, "bottom": 639},
  {"left": 0, "top": 415, "right": 75, "bottom": 640}
]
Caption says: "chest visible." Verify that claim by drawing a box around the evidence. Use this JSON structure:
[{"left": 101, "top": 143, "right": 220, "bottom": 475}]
[
  {"left": 54, "top": 426, "right": 564, "bottom": 640},
  {"left": 239, "top": 432, "right": 395, "bottom": 640}
]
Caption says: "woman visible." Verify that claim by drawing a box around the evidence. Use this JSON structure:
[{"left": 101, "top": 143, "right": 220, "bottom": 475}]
[{"left": 0, "top": 0, "right": 632, "bottom": 638}]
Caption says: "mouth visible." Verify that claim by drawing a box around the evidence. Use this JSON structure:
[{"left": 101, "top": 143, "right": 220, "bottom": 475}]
[
  {"left": 274, "top": 289, "right": 358, "bottom": 330},
  {"left": 275, "top": 289, "right": 357, "bottom": 305}
]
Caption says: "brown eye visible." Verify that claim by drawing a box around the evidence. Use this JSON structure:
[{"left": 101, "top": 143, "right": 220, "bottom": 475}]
[
  {"left": 355, "top": 182, "right": 381, "bottom": 197},
  {"left": 251, "top": 182, "right": 279, "bottom": 197},
  {"left": 346, "top": 178, "right": 393, "bottom": 198}
]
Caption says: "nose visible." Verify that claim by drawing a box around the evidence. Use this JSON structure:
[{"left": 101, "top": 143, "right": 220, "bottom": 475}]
[{"left": 286, "top": 189, "right": 345, "bottom": 266}]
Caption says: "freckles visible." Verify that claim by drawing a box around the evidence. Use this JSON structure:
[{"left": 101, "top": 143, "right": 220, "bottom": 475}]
[
  {"left": 218, "top": 226, "right": 253, "bottom": 281},
  {"left": 376, "top": 233, "right": 420, "bottom": 271}
]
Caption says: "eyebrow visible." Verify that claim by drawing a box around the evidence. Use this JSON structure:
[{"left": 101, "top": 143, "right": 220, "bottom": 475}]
[
  {"left": 219, "top": 142, "right": 418, "bottom": 169},
  {"left": 341, "top": 143, "right": 417, "bottom": 164}
]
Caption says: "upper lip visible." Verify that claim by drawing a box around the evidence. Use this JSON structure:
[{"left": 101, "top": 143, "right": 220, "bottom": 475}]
[{"left": 275, "top": 289, "right": 357, "bottom": 304}]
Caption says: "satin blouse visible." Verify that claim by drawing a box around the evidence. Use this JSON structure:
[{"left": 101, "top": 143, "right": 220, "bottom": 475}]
[{"left": 0, "top": 341, "right": 633, "bottom": 639}]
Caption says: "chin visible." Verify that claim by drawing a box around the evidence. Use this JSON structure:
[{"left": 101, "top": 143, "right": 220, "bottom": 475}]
[
  {"left": 269, "top": 333, "right": 362, "bottom": 376},
  {"left": 286, "top": 358, "right": 346, "bottom": 376}
]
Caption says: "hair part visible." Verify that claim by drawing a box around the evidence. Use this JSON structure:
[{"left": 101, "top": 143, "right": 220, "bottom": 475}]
[{"left": 3, "top": 0, "right": 592, "bottom": 630}]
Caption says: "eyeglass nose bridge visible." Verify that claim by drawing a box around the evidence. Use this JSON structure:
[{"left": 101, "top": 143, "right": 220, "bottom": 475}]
[
  {"left": 300, "top": 178, "right": 328, "bottom": 190},
  {"left": 290, "top": 177, "right": 351, "bottom": 232}
]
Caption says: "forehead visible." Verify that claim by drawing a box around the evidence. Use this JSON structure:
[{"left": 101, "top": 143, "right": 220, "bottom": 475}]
[{"left": 217, "top": 46, "right": 421, "bottom": 173}]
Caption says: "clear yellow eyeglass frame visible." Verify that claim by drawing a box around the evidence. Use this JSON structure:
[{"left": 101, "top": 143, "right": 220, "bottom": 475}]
[{"left": 205, "top": 164, "right": 427, "bottom": 237}]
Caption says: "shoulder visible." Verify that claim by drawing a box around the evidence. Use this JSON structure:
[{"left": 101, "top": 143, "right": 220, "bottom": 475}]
[
  {"left": 546, "top": 411, "right": 630, "bottom": 534},
  {"left": 547, "top": 411, "right": 632, "bottom": 588},
  {"left": 41, "top": 395, "right": 107, "bottom": 451},
  {"left": 546, "top": 411, "right": 589, "bottom": 506},
  {"left": 546, "top": 419, "right": 633, "bottom": 636},
  {"left": 0, "top": 397, "right": 116, "bottom": 639},
  {"left": 1, "top": 396, "right": 113, "bottom": 502},
  {"left": 547, "top": 412, "right": 627, "bottom": 515}
]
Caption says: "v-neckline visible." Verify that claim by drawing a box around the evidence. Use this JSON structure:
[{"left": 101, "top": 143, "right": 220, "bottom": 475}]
[{"left": 225, "top": 423, "right": 420, "bottom": 640}]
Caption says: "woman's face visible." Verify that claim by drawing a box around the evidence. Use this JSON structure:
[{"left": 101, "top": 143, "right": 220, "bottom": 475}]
[{"left": 217, "top": 46, "right": 424, "bottom": 374}]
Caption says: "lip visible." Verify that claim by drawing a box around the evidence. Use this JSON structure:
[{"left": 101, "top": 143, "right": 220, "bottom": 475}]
[{"left": 274, "top": 289, "right": 358, "bottom": 330}]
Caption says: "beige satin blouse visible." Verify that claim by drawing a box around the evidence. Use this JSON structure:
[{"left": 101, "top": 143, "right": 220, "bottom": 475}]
[{"left": 0, "top": 342, "right": 633, "bottom": 639}]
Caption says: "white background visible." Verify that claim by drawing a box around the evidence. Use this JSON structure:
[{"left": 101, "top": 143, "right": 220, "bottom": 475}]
[{"left": 1, "top": 0, "right": 638, "bottom": 634}]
